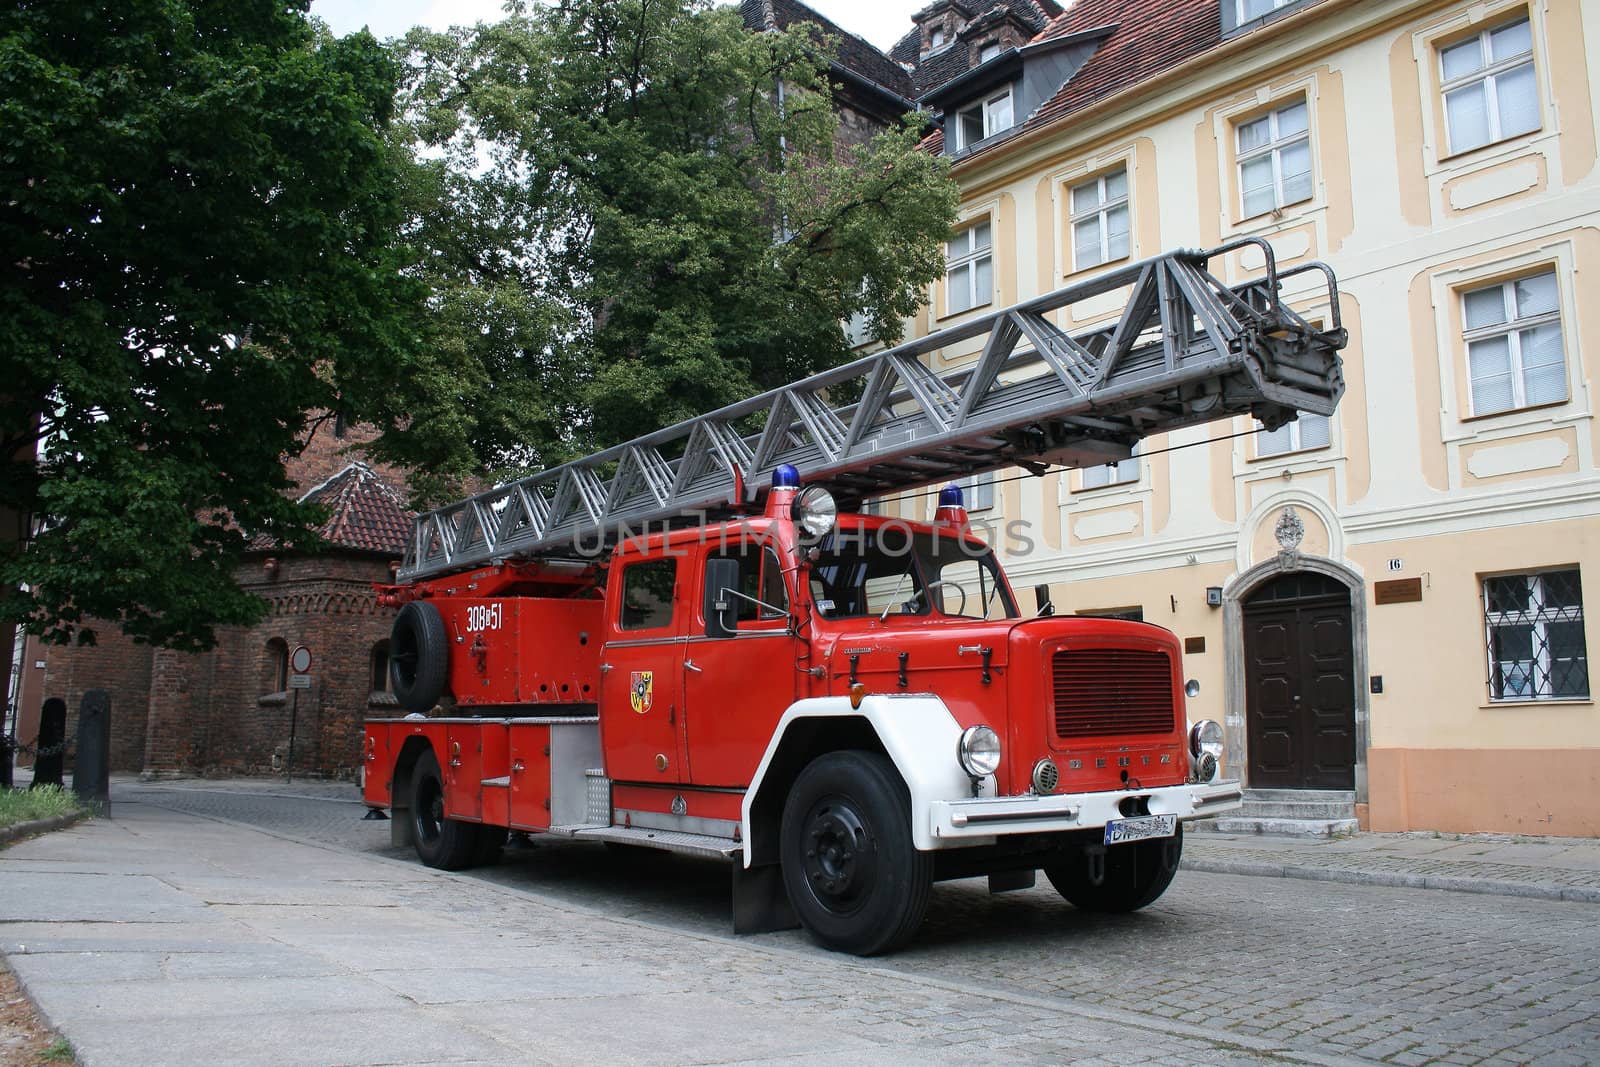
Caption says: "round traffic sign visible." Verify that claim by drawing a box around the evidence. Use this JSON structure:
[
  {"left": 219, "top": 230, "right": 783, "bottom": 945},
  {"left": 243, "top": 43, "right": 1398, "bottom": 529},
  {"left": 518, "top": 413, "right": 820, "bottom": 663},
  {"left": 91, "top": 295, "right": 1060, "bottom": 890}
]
[{"left": 290, "top": 645, "right": 312, "bottom": 674}]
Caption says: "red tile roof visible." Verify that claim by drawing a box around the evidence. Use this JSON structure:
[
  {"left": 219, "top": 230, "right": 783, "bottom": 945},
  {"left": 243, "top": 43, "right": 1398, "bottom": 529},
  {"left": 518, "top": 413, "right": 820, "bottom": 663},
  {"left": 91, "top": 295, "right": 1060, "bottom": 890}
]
[
  {"left": 296, "top": 462, "right": 414, "bottom": 556},
  {"left": 1027, "top": 0, "right": 1219, "bottom": 128},
  {"left": 928, "top": 0, "right": 1331, "bottom": 162}
]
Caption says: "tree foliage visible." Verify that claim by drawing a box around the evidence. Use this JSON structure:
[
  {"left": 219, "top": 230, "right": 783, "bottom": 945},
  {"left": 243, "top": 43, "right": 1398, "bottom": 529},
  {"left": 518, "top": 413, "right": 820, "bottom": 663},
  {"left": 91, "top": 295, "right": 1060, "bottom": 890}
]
[
  {"left": 0, "top": 1, "right": 421, "bottom": 649},
  {"left": 379, "top": 0, "right": 959, "bottom": 488}
]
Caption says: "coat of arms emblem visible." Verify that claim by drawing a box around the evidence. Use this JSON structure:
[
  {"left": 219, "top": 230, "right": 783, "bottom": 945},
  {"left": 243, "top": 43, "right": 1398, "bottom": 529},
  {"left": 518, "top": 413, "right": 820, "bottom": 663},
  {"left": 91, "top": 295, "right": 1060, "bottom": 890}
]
[{"left": 629, "top": 670, "right": 653, "bottom": 714}]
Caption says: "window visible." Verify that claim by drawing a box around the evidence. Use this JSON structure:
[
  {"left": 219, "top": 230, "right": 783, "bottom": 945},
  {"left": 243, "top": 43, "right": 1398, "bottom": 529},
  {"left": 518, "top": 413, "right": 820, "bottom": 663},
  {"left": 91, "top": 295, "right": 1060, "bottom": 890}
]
[
  {"left": 945, "top": 221, "right": 993, "bottom": 315},
  {"left": 1070, "top": 169, "right": 1131, "bottom": 270},
  {"left": 979, "top": 42, "right": 1001, "bottom": 62},
  {"left": 1081, "top": 447, "right": 1139, "bottom": 489},
  {"left": 1483, "top": 568, "right": 1587, "bottom": 701},
  {"left": 1463, "top": 271, "right": 1565, "bottom": 415},
  {"left": 960, "top": 472, "right": 995, "bottom": 511},
  {"left": 1077, "top": 606, "right": 1144, "bottom": 622},
  {"left": 929, "top": 27, "right": 945, "bottom": 49},
  {"left": 619, "top": 558, "right": 677, "bottom": 631},
  {"left": 261, "top": 638, "right": 287, "bottom": 696},
  {"left": 1440, "top": 16, "right": 1538, "bottom": 155},
  {"left": 706, "top": 543, "right": 789, "bottom": 625},
  {"left": 1256, "top": 413, "right": 1330, "bottom": 457},
  {"left": 807, "top": 527, "right": 1016, "bottom": 620},
  {"left": 955, "top": 89, "right": 1013, "bottom": 151},
  {"left": 843, "top": 307, "right": 871, "bottom": 348},
  {"left": 370, "top": 641, "right": 391, "bottom": 693},
  {"left": 1238, "top": 0, "right": 1295, "bottom": 21},
  {"left": 1236, "top": 100, "right": 1312, "bottom": 218}
]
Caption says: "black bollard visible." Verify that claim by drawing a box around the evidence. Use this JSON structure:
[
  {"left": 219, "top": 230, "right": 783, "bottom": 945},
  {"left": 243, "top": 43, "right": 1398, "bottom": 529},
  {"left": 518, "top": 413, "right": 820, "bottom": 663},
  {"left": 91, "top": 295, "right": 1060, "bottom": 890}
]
[
  {"left": 1, "top": 732, "right": 13, "bottom": 790},
  {"left": 31, "top": 697, "right": 66, "bottom": 789},
  {"left": 73, "top": 689, "right": 111, "bottom": 816}
]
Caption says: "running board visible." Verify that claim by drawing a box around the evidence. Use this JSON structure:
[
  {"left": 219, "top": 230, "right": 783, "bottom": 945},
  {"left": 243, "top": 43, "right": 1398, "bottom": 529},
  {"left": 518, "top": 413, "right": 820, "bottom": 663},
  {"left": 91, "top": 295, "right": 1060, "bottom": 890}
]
[{"left": 567, "top": 824, "right": 741, "bottom": 861}]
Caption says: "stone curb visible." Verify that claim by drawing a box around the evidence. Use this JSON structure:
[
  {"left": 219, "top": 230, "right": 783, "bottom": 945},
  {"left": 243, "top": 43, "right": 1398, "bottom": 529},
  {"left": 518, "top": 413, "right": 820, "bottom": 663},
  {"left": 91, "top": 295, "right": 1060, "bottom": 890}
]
[
  {"left": 0, "top": 811, "right": 87, "bottom": 848},
  {"left": 1183, "top": 856, "right": 1600, "bottom": 904}
]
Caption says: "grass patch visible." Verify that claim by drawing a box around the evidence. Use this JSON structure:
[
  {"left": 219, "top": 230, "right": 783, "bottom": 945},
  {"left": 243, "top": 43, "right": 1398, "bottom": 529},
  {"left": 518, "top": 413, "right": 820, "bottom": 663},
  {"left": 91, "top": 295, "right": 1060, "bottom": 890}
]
[
  {"left": 41, "top": 1036, "right": 74, "bottom": 1062},
  {"left": 0, "top": 785, "right": 80, "bottom": 831}
]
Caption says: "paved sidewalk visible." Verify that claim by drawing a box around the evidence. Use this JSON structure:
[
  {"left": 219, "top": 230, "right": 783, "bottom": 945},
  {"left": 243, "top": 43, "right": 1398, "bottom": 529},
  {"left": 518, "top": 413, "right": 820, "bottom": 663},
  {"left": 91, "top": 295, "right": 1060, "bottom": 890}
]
[
  {"left": 1184, "top": 826, "right": 1600, "bottom": 904},
  {"left": 0, "top": 794, "right": 1331, "bottom": 1067}
]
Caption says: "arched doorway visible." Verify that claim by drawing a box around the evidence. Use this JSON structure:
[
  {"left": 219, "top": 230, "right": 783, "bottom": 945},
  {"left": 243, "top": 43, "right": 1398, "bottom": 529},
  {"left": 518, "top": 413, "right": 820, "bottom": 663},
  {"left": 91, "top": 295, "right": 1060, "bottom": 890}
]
[{"left": 1241, "top": 571, "right": 1357, "bottom": 790}]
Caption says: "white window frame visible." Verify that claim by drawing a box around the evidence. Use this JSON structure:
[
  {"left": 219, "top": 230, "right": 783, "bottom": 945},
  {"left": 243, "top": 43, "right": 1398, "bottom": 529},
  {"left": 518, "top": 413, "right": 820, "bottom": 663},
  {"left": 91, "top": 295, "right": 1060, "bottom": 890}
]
[
  {"left": 1069, "top": 169, "right": 1131, "bottom": 271},
  {"left": 960, "top": 472, "right": 996, "bottom": 512},
  {"left": 1255, "top": 413, "right": 1331, "bottom": 457},
  {"left": 1483, "top": 568, "right": 1587, "bottom": 702},
  {"left": 955, "top": 88, "right": 1014, "bottom": 151},
  {"left": 1235, "top": 100, "right": 1312, "bottom": 219},
  {"left": 1462, "top": 270, "right": 1566, "bottom": 416},
  {"left": 1439, "top": 15, "right": 1539, "bottom": 156},
  {"left": 944, "top": 220, "right": 993, "bottom": 316},
  {"left": 1080, "top": 447, "right": 1139, "bottom": 490}
]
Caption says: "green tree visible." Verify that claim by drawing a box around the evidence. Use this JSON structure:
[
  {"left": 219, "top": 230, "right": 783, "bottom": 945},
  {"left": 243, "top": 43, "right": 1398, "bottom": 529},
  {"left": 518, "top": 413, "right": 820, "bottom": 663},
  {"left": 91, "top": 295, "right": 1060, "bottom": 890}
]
[
  {"left": 0, "top": 1, "right": 421, "bottom": 649},
  {"left": 385, "top": 0, "right": 959, "bottom": 485}
]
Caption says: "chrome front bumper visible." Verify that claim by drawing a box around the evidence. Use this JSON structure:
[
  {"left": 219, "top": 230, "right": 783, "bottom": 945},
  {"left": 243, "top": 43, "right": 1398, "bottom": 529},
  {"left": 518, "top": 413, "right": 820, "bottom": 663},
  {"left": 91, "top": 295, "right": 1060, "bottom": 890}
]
[{"left": 927, "top": 779, "right": 1242, "bottom": 843}]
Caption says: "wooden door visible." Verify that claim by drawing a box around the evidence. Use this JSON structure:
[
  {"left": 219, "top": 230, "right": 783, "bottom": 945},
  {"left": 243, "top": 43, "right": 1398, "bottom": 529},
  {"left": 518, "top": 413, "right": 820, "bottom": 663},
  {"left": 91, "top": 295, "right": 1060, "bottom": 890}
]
[{"left": 1243, "top": 573, "right": 1356, "bottom": 789}]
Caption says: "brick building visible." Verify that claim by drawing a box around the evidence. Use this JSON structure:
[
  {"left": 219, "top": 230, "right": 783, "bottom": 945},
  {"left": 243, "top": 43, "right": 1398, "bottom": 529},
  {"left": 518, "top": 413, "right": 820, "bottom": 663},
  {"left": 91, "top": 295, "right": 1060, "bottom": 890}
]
[{"left": 15, "top": 423, "right": 413, "bottom": 779}]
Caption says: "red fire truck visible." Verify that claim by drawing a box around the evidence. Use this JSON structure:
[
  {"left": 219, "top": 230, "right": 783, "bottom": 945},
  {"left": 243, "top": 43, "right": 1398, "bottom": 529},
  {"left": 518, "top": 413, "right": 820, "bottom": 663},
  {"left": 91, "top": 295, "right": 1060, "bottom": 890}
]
[{"left": 362, "top": 239, "right": 1346, "bottom": 954}]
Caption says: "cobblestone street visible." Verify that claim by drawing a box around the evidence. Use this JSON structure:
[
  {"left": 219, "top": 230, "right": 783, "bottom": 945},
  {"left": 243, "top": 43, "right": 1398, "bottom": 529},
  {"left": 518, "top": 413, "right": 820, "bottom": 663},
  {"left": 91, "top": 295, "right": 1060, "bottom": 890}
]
[{"left": 118, "top": 778, "right": 1600, "bottom": 1066}]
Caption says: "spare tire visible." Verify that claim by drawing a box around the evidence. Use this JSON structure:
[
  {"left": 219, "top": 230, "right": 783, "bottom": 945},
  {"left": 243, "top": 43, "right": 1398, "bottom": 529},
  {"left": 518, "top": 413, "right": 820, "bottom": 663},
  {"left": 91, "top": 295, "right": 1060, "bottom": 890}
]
[{"left": 391, "top": 601, "right": 449, "bottom": 713}]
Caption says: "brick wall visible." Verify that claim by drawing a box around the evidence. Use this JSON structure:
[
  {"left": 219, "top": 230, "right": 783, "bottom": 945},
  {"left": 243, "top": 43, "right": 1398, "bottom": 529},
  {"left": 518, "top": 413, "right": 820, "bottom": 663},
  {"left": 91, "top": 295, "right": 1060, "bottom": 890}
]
[{"left": 36, "top": 626, "right": 154, "bottom": 772}]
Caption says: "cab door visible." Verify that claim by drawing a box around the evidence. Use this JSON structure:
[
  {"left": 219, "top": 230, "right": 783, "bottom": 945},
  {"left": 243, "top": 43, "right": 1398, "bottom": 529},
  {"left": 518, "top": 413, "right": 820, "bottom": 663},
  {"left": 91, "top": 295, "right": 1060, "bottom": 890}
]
[
  {"left": 600, "top": 552, "right": 689, "bottom": 783},
  {"left": 682, "top": 539, "right": 799, "bottom": 787}
]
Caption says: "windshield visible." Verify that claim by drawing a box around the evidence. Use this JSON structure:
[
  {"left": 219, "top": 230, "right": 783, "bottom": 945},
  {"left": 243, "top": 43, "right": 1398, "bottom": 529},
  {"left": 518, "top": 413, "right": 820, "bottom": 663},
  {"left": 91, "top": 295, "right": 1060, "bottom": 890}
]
[{"left": 805, "top": 526, "right": 1018, "bottom": 621}]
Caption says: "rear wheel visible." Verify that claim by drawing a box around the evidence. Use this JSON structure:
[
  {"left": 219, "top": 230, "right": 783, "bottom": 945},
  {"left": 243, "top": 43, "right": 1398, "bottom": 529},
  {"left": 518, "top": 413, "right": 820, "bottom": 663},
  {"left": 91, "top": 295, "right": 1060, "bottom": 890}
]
[
  {"left": 1044, "top": 825, "right": 1183, "bottom": 913},
  {"left": 410, "top": 750, "right": 482, "bottom": 870},
  {"left": 780, "top": 751, "right": 931, "bottom": 956}
]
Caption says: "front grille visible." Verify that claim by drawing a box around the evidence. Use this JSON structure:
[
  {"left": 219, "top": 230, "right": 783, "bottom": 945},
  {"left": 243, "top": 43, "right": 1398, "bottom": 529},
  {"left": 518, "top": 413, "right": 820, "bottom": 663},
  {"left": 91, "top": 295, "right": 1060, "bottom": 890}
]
[{"left": 1051, "top": 648, "right": 1175, "bottom": 739}]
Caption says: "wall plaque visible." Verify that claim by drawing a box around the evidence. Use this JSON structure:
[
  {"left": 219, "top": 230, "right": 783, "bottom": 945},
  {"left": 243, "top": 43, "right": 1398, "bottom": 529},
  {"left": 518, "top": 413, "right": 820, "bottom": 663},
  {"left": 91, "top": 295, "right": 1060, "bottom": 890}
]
[{"left": 1374, "top": 578, "right": 1422, "bottom": 605}]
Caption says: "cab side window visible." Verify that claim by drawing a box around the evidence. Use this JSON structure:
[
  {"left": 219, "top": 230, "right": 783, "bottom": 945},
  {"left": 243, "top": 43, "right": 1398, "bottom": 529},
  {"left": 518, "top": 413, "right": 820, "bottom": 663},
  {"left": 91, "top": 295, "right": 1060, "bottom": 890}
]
[
  {"left": 619, "top": 558, "right": 677, "bottom": 631},
  {"left": 707, "top": 543, "right": 788, "bottom": 625}
]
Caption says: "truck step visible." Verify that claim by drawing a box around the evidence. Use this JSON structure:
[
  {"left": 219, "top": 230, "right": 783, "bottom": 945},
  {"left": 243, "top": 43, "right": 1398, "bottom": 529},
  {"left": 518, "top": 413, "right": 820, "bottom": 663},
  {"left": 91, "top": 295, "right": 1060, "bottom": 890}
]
[{"left": 569, "top": 825, "right": 740, "bottom": 861}]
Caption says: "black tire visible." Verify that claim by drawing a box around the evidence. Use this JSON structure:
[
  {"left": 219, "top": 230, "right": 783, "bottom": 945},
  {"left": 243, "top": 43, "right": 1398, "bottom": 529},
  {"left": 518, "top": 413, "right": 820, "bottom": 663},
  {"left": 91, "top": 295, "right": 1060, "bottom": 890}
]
[
  {"left": 779, "top": 751, "right": 932, "bottom": 956},
  {"left": 391, "top": 601, "right": 449, "bottom": 713},
  {"left": 1044, "top": 824, "right": 1183, "bottom": 913},
  {"left": 410, "top": 750, "right": 481, "bottom": 870}
]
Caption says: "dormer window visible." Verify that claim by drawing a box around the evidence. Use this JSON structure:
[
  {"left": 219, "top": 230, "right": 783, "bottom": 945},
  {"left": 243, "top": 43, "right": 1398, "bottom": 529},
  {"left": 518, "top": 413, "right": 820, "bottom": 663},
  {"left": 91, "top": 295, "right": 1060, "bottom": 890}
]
[
  {"left": 1224, "top": 0, "right": 1306, "bottom": 34},
  {"left": 930, "top": 28, "right": 946, "bottom": 49},
  {"left": 1238, "top": 0, "right": 1296, "bottom": 21},
  {"left": 955, "top": 88, "right": 1013, "bottom": 151},
  {"left": 980, "top": 42, "right": 1001, "bottom": 63}
]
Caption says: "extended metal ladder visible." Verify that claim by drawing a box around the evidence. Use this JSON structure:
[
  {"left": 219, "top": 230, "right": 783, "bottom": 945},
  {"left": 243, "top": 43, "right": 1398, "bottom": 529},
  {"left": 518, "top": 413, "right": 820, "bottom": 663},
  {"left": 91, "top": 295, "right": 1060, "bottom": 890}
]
[{"left": 401, "top": 236, "right": 1346, "bottom": 581}]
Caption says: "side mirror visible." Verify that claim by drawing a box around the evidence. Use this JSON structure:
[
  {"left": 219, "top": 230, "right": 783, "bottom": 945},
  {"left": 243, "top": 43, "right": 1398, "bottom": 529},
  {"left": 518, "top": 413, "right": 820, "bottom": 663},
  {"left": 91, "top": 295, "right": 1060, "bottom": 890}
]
[
  {"left": 1035, "top": 584, "right": 1055, "bottom": 617},
  {"left": 704, "top": 558, "right": 741, "bottom": 639}
]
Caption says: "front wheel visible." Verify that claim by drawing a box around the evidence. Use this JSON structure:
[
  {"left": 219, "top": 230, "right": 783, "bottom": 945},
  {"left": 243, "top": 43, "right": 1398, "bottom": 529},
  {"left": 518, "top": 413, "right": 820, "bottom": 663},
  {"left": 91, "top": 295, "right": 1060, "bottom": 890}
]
[
  {"left": 1044, "top": 824, "right": 1183, "bottom": 913},
  {"left": 410, "top": 750, "right": 483, "bottom": 870},
  {"left": 780, "top": 751, "right": 932, "bottom": 956}
]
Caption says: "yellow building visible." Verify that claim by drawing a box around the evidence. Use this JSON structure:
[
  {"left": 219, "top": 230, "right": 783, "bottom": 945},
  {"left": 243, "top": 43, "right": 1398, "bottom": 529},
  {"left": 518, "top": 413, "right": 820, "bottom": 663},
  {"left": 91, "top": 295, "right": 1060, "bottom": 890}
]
[{"left": 876, "top": 0, "right": 1598, "bottom": 834}]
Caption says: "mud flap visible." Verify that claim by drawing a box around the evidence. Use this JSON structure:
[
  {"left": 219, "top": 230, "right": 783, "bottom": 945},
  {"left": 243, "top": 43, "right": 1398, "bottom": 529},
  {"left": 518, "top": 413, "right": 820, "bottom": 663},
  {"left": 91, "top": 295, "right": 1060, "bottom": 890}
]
[{"left": 731, "top": 863, "right": 799, "bottom": 935}]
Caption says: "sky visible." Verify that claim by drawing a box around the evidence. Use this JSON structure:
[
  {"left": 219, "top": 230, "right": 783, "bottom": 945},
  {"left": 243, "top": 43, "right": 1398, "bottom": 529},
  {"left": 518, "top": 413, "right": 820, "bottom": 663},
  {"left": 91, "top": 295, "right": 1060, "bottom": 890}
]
[{"left": 310, "top": 0, "right": 926, "bottom": 52}]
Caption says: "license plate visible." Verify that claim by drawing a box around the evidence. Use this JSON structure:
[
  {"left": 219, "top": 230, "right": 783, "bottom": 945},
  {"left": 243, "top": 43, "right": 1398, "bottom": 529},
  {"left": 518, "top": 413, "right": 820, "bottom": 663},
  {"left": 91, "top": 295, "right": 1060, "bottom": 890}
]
[{"left": 1103, "top": 814, "right": 1177, "bottom": 845}]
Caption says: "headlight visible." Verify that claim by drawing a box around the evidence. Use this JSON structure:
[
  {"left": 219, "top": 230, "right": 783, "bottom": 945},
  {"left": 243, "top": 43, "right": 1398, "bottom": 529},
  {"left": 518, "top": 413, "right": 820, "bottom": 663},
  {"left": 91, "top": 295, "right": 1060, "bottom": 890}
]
[
  {"left": 1188, "top": 719, "right": 1223, "bottom": 782},
  {"left": 957, "top": 725, "right": 1001, "bottom": 778},
  {"left": 791, "top": 485, "right": 837, "bottom": 543}
]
